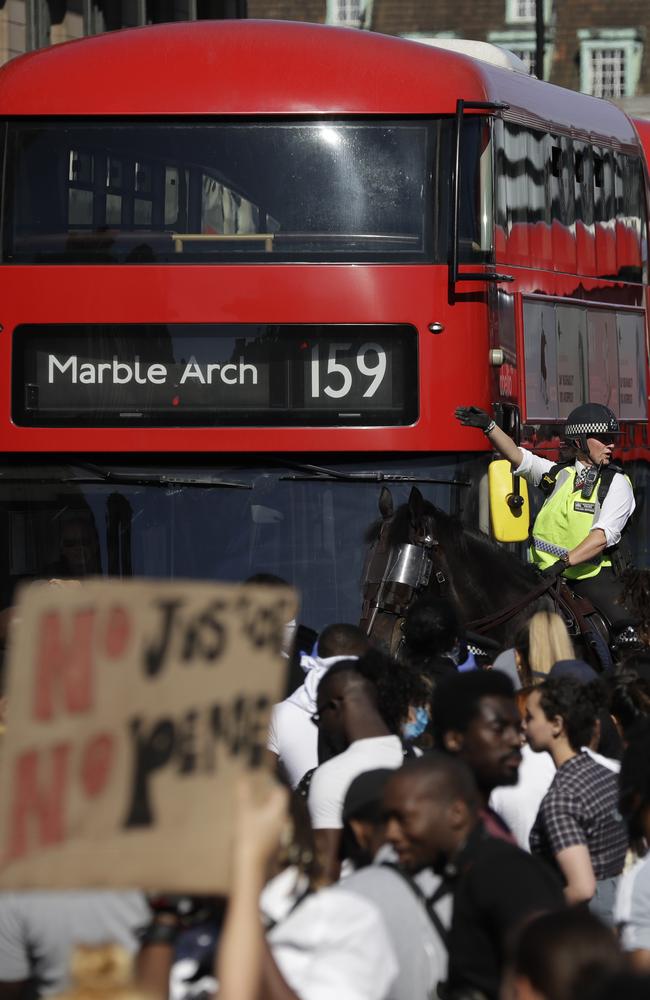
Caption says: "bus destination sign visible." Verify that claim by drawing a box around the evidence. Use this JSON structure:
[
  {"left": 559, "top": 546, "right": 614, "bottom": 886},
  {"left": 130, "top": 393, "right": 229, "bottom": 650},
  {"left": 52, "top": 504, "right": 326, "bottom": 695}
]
[{"left": 14, "top": 324, "right": 418, "bottom": 428}]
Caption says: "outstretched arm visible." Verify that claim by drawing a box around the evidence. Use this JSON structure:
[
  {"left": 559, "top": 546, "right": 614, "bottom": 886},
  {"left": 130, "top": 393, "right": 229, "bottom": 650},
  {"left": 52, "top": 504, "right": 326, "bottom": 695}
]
[
  {"left": 217, "top": 778, "right": 296, "bottom": 1000},
  {"left": 455, "top": 406, "right": 524, "bottom": 468}
]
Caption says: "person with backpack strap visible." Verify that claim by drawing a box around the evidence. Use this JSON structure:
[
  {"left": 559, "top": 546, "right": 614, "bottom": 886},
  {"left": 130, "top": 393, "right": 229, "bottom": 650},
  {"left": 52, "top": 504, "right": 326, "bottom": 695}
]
[{"left": 455, "top": 402, "right": 635, "bottom": 632}]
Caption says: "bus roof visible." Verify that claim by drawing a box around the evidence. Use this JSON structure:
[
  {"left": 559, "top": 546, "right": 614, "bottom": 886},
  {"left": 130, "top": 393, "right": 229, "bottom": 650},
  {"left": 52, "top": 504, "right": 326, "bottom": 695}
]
[{"left": 0, "top": 19, "right": 639, "bottom": 147}]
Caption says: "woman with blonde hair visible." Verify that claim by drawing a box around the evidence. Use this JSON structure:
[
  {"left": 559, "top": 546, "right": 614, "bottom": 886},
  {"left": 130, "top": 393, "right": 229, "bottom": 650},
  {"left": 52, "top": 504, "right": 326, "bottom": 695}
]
[{"left": 514, "top": 610, "right": 574, "bottom": 686}]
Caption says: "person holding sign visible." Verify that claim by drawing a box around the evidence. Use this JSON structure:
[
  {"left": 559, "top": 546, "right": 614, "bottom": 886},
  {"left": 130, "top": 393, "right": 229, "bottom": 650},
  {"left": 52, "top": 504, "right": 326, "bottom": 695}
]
[
  {"left": 455, "top": 402, "right": 636, "bottom": 637},
  {"left": 218, "top": 769, "right": 451, "bottom": 1000}
]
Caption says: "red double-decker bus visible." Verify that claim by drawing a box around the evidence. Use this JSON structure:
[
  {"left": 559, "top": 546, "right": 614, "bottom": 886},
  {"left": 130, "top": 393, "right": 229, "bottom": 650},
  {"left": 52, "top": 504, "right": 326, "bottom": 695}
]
[{"left": 0, "top": 21, "right": 648, "bottom": 633}]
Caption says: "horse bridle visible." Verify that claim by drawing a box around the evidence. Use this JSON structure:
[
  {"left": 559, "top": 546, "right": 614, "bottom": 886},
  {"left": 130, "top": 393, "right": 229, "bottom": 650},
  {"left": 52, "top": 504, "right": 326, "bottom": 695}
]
[
  {"left": 360, "top": 509, "right": 591, "bottom": 660},
  {"left": 360, "top": 514, "right": 449, "bottom": 652}
]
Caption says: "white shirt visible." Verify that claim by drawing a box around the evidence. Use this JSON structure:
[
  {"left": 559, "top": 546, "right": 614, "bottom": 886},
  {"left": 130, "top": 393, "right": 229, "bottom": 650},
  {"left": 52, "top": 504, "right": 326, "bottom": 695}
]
[
  {"left": 267, "top": 701, "right": 318, "bottom": 788},
  {"left": 515, "top": 451, "right": 635, "bottom": 548},
  {"left": 268, "top": 865, "right": 449, "bottom": 1000},
  {"left": 267, "top": 655, "right": 357, "bottom": 789},
  {"left": 614, "top": 854, "right": 650, "bottom": 951},
  {"left": 270, "top": 887, "right": 397, "bottom": 1000},
  {"left": 308, "top": 735, "right": 404, "bottom": 830}
]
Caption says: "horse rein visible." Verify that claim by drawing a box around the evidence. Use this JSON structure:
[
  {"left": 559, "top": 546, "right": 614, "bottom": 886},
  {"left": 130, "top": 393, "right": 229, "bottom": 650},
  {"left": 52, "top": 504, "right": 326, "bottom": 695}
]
[{"left": 362, "top": 516, "right": 578, "bottom": 643}]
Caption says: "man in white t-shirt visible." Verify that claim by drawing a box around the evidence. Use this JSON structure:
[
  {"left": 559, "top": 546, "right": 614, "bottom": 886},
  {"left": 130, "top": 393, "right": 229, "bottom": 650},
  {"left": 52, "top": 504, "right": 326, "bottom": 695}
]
[
  {"left": 308, "top": 655, "right": 410, "bottom": 882},
  {"left": 266, "top": 623, "right": 370, "bottom": 788}
]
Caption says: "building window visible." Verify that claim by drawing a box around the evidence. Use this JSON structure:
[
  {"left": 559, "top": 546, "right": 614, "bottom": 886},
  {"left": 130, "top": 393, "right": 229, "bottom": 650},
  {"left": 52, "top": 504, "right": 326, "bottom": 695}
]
[
  {"left": 326, "top": 0, "right": 370, "bottom": 27},
  {"left": 505, "top": 0, "right": 552, "bottom": 25},
  {"left": 589, "top": 48, "right": 626, "bottom": 98},
  {"left": 579, "top": 30, "right": 643, "bottom": 99},
  {"left": 488, "top": 30, "right": 554, "bottom": 78},
  {"left": 510, "top": 46, "right": 536, "bottom": 74},
  {"left": 508, "top": 0, "right": 535, "bottom": 22}
]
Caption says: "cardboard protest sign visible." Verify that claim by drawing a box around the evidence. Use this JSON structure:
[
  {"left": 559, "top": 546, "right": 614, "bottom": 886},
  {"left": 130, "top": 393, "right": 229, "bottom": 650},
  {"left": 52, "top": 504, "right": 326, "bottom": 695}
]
[{"left": 0, "top": 578, "right": 295, "bottom": 893}]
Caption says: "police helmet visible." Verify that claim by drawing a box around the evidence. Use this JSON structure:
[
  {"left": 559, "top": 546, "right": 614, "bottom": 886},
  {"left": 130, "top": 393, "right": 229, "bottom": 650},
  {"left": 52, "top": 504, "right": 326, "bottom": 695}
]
[{"left": 564, "top": 403, "right": 620, "bottom": 440}]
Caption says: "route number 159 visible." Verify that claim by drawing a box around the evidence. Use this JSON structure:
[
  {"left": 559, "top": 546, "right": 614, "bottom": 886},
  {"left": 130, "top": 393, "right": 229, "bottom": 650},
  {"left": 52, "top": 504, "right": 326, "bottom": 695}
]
[{"left": 310, "top": 343, "right": 387, "bottom": 399}]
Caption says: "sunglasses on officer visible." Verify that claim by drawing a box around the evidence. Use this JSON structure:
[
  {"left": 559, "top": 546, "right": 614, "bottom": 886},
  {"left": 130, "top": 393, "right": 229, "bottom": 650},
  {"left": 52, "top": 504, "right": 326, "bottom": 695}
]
[{"left": 591, "top": 433, "right": 618, "bottom": 446}]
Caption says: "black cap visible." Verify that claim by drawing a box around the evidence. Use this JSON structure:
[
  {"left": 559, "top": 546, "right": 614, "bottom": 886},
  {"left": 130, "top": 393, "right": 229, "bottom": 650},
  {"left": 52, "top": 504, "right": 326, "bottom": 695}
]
[
  {"left": 342, "top": 768, "right": 395, "bottom": 823},
  {"left": 550, "top": 658, "right": 598, "bottom": 684}
]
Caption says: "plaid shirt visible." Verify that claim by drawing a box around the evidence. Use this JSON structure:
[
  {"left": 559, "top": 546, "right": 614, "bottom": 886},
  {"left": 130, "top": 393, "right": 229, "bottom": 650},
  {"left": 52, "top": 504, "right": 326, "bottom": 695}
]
[{"left": 529, "top": 751, "right": 628, "bottom": 880}]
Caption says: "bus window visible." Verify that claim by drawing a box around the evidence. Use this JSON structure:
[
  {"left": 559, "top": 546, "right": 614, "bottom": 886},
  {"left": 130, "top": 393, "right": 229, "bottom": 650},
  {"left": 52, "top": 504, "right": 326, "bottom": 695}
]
[
  {"left": 528, "top": 127, "right": 551, "bottom": 268},
  {"left": 457, "top": 118, "right": 494, "bottom": 263},
  {"left": 500, "top": 121, "right": 529, "bottom": 265},
  {"left": 617, "top": 154, "right": 644, "bottom": 282},
  {"left": 5, "top": 120, "right": 444, "bottom": 264},
  {"left": 549, "top": 134, "right": 576, "bottom": 274},
  {"left": 574, "top": 140, "right": 596, "bottom": 274},
  {"left": 594, "top": 146, "right": 617, "bottom": 278}
]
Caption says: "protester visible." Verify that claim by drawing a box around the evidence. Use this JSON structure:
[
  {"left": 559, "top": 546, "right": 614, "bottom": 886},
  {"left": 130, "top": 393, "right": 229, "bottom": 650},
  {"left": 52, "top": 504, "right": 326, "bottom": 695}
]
[
  {"left": 307, "top": 650, "right": 416, "bottom": 882},
  {"left": 383, "top": 754, "right": 563, "bottom": 1000},
  {"left": 490, "top": 682, "right": 556, "bottom": 852},
  {"left": 266, "top": 623, "right": 370, "bottom": 787},
  {"left": 550, "top": 658, "right": 622, "bottom": 768},
  {"left": 525, "top": 676, "right": 628, "bottom": 922},
  {"left": 218, "top": 771, "right": 451, "bottom": 1000},
  {"left": 431, "top": 670, "right": 522, "bottom": 840},
  {"left": 0, "top": 891, "right": 150, "bottom": 999},
  {"left": 339, "top": 768, "right": 394, "bottom": 870},
  {"left": 490, "top": 657, "right": 616, "bottom": 854},
  {"left": 216, "top": 779, "right": 289, "bottom": 1000},
  {"left": 615, "top": 718, "right": 650, "bottom": 970},
  {"left": 501, "top": 907, "right": 626, "bottom": 1000},
  {"left": 512, "top": 611, "right": 575, "bottom": 686}
]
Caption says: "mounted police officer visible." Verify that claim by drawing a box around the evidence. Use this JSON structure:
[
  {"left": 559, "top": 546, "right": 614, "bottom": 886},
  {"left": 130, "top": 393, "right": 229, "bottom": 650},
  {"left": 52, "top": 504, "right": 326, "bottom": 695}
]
[{"left": 455, "top": 402, "right": 635, "bottom": 635}]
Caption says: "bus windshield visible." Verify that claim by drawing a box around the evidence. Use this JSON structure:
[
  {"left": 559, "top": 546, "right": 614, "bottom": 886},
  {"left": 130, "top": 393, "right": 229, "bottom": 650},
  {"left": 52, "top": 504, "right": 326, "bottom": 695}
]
[
  {"left": 4, "top": 118, "right": 490, "bottom": 264},
  {"left": 0, "top": 455, "right": 483, "bottom": 632}
]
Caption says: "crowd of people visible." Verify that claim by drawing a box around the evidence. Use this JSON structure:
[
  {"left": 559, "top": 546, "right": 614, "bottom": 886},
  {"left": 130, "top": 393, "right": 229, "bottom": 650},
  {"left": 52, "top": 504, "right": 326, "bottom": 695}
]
[
  {"left": 2, "top": 591, "right": 650, "bottom": 1000},
  {"left": 2, "top": 398, "right": 650, "bottom": 1000}
]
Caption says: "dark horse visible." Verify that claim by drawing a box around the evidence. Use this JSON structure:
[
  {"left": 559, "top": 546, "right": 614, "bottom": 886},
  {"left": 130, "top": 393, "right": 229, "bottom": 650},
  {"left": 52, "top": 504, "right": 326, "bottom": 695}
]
[{"left": 360, "top": 486, "right": 613, "bottom": 670}]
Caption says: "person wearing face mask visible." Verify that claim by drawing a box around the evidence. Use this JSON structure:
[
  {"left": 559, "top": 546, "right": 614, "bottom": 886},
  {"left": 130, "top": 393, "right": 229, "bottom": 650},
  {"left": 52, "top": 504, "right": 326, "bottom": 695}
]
[{"left": 455, "top": 402, "right": 636, "bottom": 636}]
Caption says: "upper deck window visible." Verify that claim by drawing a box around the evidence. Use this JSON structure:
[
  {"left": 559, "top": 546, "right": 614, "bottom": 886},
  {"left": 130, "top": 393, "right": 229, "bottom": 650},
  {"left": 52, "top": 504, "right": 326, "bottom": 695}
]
[
  {"left": 4, "top": 119, "right": 429, "bottom": 264},
  {"left": 2, "top": 118, "right": 490, "bottom": 266}
]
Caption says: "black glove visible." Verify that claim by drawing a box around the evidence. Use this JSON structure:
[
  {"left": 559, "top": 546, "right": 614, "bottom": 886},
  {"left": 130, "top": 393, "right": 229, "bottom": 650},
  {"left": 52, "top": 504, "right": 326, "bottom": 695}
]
[
  {"left": 540, "top": 560, "right": 566, "bottom": 579},
  {"left": 455, "top": 406, "right": 492, "bottom": 431}
]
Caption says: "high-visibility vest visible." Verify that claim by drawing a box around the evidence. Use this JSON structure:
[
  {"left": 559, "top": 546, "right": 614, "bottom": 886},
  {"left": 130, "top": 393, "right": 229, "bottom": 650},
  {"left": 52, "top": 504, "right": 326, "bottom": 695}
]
[{"left": 531, "top": 466, "right": 631, "bottom": 580}]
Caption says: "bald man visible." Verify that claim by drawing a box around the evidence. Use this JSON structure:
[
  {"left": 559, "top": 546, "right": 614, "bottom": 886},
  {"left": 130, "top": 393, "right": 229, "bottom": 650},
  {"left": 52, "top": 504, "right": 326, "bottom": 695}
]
[
  {"left": 308, "top": 655, "right": 411, "bottom": 883},
  {"left": 383, "top": 755, "right": 564, "bottom": 1000}
]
